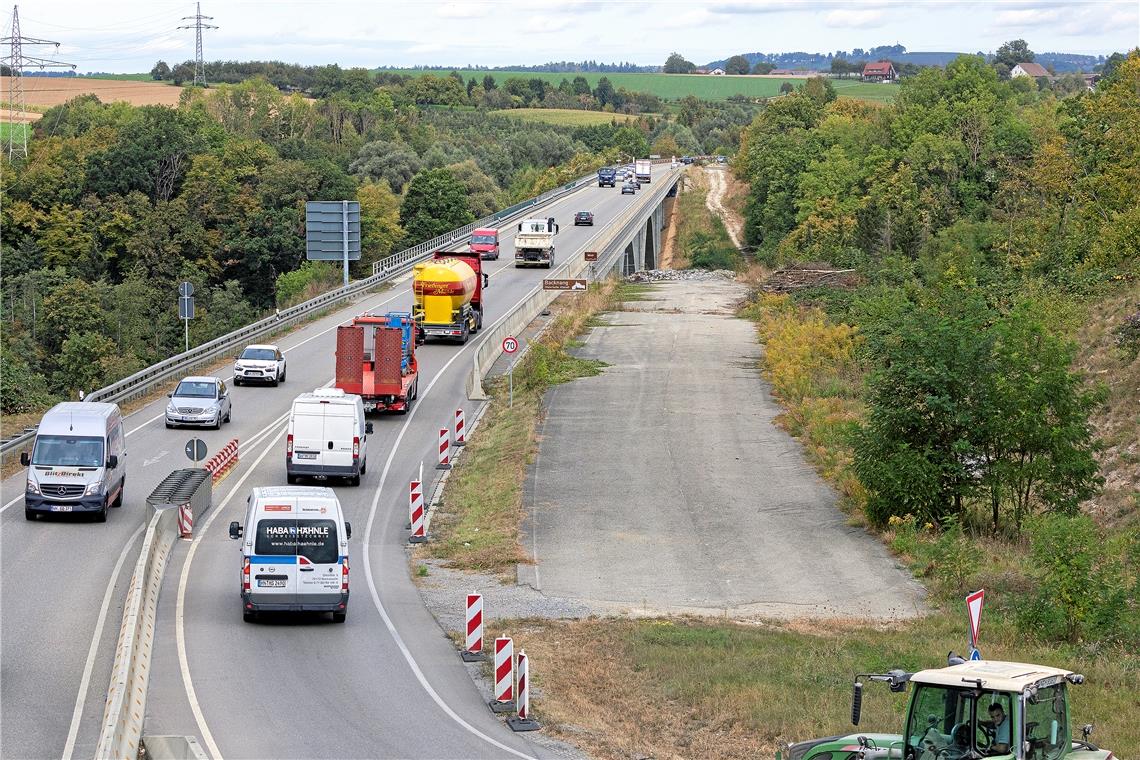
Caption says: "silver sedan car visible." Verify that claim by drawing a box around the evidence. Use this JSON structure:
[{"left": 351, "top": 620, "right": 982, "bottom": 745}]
[{"left": 165, "top": 376, "right": 232, "bottom": 429}]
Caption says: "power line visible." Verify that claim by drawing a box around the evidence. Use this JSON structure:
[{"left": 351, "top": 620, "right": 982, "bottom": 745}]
[
  {"left": 177, "top": 2, "right": 216, "bottom": 86},
  {"left": 2, "top": 4, "right": 75, "bottom": 160}
]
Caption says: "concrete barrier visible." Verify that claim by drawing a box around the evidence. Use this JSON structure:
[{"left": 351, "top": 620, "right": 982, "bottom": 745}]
[
  {"left": 94, "top": 506, "right": 177, "bottom": 759},
  {"left": 142, "top": 735, "right": 209, "bottom": 759},
  {"left": 467, "top": 167, "right": 682, "bottom": 399}
]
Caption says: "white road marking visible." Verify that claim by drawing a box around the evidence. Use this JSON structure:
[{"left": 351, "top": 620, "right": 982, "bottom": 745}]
[
  {"left": 142, "top": 451, "right": 169, "bottom": 467},
  {"left": 60, "top": 521, "right": 147, "bottom": 760},
  {"left": 359, "top": 285, "right": 558, "bottom": 760},
  {"left": 175, "top": 424, "right": 285, "bottom": 760}
]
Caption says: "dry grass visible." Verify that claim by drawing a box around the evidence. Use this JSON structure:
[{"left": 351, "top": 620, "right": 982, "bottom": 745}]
[
  {"left": 0, "top": 76, "right": 183, "bottom": 110},
  {"left": 503, "top": 614, "right": 1140, "bottom": 760},
  {"left": 1073, "top": 279, "right": 1140, "bottom": 529},
  {"left": 421, "top": 281, "right": 618, "bottom": 574},
  {"left": 500, "top": 108, "right": 639, "bottom": 126}
]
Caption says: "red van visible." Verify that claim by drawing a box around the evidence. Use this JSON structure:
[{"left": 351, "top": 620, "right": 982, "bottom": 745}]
[{"left": 469, "top": 228, "right": 500, "bottom": 260}]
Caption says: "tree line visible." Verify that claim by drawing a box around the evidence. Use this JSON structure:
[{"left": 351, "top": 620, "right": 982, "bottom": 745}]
[
  {"left": 0, "top": 72, "right": 750, "bottom": 413},
  {"left": 734, "top": 51, "right": 1140, "bottom": 534}
]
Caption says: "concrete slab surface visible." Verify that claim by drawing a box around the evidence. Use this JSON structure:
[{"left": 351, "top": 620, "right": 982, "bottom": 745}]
[{"left": 525, "top": 279, "right": 924, "bottom": 620}]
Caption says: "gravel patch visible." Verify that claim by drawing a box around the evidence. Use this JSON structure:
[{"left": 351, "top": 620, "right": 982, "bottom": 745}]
[{"left": 625, "top": 268, "right": 736, "bottom": 283}]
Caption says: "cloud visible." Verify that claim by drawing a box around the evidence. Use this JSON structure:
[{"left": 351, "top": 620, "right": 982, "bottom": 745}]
[
  {"left": 521, "top": 15, "right": 573, "bottom": 33},
  {"left": 824, "top": 8, "right": 886, "bottom": 27},
  {"left": 652, "top": 7, "right": 713, "bottom": 29},
  {"left": 436, "top": 2, "right": 492, "bottom": 19},
  {"left": 993, "top": 7, "right": 1061, "bottom": 28},
  {"left": 709, "top": 1, "right": 789, "bottom": 14}
]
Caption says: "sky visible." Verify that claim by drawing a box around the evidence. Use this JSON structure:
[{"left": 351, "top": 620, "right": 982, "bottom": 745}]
[{"left": 8, "top": 0, "right": 1139, "bottom": 74}]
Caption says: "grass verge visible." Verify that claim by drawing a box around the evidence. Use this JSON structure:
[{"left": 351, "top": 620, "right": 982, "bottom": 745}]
[
  {"left": 498, "top": 108, "right": 639, "bottom": 126},
  {"left": 420, "top": 280, "right": 619, "bottom": 574},
  {"left": 493, "top": 611, "right": 1138, "bottom": 760}
]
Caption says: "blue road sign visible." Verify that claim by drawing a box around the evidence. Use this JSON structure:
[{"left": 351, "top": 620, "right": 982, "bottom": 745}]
[{"left": 970, "top": 647, "right": 982, "bottom": 661}]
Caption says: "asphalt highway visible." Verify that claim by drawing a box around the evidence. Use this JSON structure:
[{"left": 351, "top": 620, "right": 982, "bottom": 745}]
[{"left": 0, "top": 166, "right": 674, "bottom": 759}]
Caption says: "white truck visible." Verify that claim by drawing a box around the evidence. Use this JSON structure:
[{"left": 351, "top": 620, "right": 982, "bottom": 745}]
[
  {"left": 635, "top": 158, "right": 652, "bottom": 183},
  {"left": 514, "top": 217, "right": 559, "bottom": 268}
]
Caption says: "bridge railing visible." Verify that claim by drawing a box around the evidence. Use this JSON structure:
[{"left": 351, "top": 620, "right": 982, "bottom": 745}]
[{"left": 468, "top": 164, "right": 682, "bottom": 399}]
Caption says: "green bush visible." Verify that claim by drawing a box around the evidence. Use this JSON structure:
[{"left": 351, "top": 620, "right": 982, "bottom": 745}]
[
  {"left": 274, "top": 262, "right": 342, "bottom": 308},
  {"left": 687, "top": 230, "right": 739, "bottom": 270}
]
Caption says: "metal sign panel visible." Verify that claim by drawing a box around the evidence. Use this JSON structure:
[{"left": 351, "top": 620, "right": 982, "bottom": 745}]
[
  {"left": 178, "top": 296, "right": 195, "bottom": 319},
  {"left": 305, "top": 201, "right": 361, "bottom": 261},
  {"left": 542, "top": 279, "right": 588, "bottom": 291},
  {"left": 178, "top": 281, "right": 194, "bottom": 297},
  {"left": 184, "top": 438, "right": 208, "bottom": 463},
  {"left": 584, "top": 251, "right": 598, "bottom": 262}
]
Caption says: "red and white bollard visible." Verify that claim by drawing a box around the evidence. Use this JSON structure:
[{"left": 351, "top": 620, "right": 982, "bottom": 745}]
[
  {"left": 436, "top": 427, "right": 451, "bottom": 470},
  {"left": 454, "top": 408, "right": 466, "bottom": 447},
  {"left": 408, "top": 480, "right": 426, "bottom": 543},
  {"left": 461, "top": 592, "right": 484, "bottom": 662},
  {"left": 489, "top": 636, "right": 515, "bottom": 713},
  {"left": 507, "top": 648, "right": 540, "bottom": 732},
  {"left": 177, "top": 503, "right": 193, "bottom": 539}
]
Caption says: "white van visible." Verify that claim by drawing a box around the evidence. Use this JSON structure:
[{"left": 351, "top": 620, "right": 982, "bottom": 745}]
[
  {"left": 22, "top": 402, "right": 126, "bottom": 522},
  {"left": 228, "top": 486, "right": 351, "bottom": 623},
  {"left": 286, "top": 389, "right": 371, "bottom": 486}
]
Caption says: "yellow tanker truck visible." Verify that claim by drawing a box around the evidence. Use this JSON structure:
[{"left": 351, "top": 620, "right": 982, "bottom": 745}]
[{"left": 412, "top": 250, "right": 489, "bottom": 344}]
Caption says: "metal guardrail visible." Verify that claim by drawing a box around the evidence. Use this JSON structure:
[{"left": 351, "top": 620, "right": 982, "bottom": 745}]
[
  {"left": 468, "top": 164, "right": 682, "bottom": 399},
  {"left": 0, "top": 170, "right": 605, "bottom": 461}
]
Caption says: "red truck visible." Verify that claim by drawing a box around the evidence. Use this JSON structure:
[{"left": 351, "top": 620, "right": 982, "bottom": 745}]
[{"left": 335, "top": 312, "right": 419, "bottom": 414}]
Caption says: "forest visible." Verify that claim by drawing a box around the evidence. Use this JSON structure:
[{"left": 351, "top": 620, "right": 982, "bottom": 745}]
[
  {"left": 0, "top": 72, "right": 753, "bottom": 414},
  {"left": 735, "top": 51, "right": 1139, "bottom": 644}
]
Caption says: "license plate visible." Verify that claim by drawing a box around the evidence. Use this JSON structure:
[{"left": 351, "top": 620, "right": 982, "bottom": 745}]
[
  {"left": 51, "top": 505, "right": 73, "bottom": 512},
  {"left": 296, "top": 452, "right": 317, "bottom": 460},
  {"left": 258, "top": 579, "right": 287, "bottom": 587}
]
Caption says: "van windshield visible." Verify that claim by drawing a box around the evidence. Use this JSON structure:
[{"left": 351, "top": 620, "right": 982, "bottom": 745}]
[
  {"left": 31, "top": 435, "right": 104, "bottom": 467},
  {"left": 471, "top": 235, "right": 496, "bottom": 245},
  {"left": 255, "top": 519, "right": 339, "bottom": 563}
]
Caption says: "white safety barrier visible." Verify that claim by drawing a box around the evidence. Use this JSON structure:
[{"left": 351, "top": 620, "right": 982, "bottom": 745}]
[
  {"left": 467, "top": 165, "right": 683, "bottom": 400},
  {"left": 95, "top": 507, "right": 178, "bottom": 759},
  {"left": 409, "top": 480, "right": 426, "bottom": 543},
  {"left": 454, "top": 408, "right": 466, "bottom": 446},
  {"left": 464, "top": 592, "right": 483, "bottom": 657},
  {"left": 490, "top": 636, "right": 516, "bottom": 712},
  {"left": 436, "top": 427, "right": 451, "bottom": 470}
]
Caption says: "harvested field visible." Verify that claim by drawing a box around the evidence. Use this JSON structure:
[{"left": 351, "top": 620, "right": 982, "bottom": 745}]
[{"left": 0, "top": 76, "right": 183, "bottom": 112}]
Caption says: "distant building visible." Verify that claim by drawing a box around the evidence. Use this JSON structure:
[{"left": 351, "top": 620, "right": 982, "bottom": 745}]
[
  {"left": 862, "top": 61, "right": 897, "bottom": 82},
  {"left": 709, "top": 68, "right": 725, "bottom": 76},
  {"left": 1010, "top": 62, "right": 1052, "bottom": 80},
  {"left": 1082, "top": 73, "right": 1100, "bottom": 91},
  {"left": 692, "top": 68, "right": 709, "bottom": 75}
]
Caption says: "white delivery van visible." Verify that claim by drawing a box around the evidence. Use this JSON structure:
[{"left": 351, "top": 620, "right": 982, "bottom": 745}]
[
  {"left": 21, "top": 402, "right": 126, "bottom": 523},
  {"left": 228, "top": 486, "right": 351, "bottom": 622},
  {"left": 286, "top": 389, "right": 371, "bottom": 486}
]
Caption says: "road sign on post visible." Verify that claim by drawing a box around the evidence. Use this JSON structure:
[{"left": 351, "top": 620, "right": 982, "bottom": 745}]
[
  {"left": 543, "top": 278, "right": 588, "bottom": 291},
  {"left": 966, "top": 588, "right": 985, "bottom": 649},
  {"left": 184, "top": 437, "right": 208, "bottom": 466},
  {"left": 584, "top": 251, "right": 598, "bottom": 262},
  {"left": 503, "top": 336, "right": 519, "bottom": 408},
  {"left": 305, "top": 200, "right": 361, "bottom": 288},
  {"left": 177, "top": 282, "right": 195, "bottom": 353}
]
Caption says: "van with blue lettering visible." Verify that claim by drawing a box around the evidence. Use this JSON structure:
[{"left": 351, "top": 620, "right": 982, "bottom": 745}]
[{"left": 229, "top": 486, "right": 351, "bottom": 623}]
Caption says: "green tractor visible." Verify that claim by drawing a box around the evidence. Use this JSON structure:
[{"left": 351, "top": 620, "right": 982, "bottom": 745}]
[{"left": 778, "top": 655, "right": 1114, "bottom": 760}]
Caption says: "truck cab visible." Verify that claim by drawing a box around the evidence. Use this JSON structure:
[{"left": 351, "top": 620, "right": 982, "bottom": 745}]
[
  {"left": 597, "top": 167, "right": 617, "bottom": 187},
  {"left": 781, "top": 658, "right": 1113, "bottom": 760},
  {"left": 469, "top": 228, "right": 500, "bottom": 260},
  {"left": 514, "top": 217, "right": 558, "bottom": 269}
]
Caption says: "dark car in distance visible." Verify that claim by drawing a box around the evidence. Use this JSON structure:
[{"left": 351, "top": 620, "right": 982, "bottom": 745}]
[
  {"left": 574, "top": 211, "right": 594, "bottom": 226},
  {"left": 621, "top": 182, "right": 637, "bottom": 195}
]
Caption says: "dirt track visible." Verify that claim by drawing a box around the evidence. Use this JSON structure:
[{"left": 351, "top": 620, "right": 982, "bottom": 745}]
[{"left": 704, "top": 166, "right": 745, "bottom": 249}]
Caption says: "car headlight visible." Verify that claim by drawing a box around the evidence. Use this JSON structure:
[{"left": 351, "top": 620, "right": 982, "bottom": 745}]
[
  {"left": 85, "top": 481, "right": 104, "bottom": 496},
  {"left": 166, "top": 402, "right": 177, "bottom": 414},
  {"left": 26, "top": 479, "right": 39, "bottom": 495},
  {"left": 234, "top": 363, "right": 245, "bottom": 371}
]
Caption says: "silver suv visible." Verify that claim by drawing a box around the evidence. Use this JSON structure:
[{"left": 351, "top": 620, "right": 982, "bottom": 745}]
[
  {"left": 166, "top": 376, "right": 232, "bottom": 429},
  {"left": 233, "top": 344, "right": 286, "bottom": 386}
]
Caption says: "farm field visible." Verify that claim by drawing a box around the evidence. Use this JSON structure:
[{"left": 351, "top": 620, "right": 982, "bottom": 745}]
[
  {"left": 378, "top": 69, "right": 809, "bottom": 100},
  {"left": 499, "top": 108, "right": 640, "bottom": 126},
  {"left": 830, "top": 78, "right": 900, "bottom": 102},
  {"left": 0, "top": 121, "right": 31, "bottom": 142},
  {"left": 0, "top": 76, "right": 183, "bottom": 109}
]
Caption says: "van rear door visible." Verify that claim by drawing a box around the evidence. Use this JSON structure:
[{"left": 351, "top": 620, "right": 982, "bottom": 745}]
[
  {"left": 293, "top": 503, "right": 343, "bottom": 607},
  {"left": 250, "top": 512, "right": 300, "bottom": 607},
  {"left": 291, "top": 402, "right": 325, "bottom": 465},
  {"left": 320, "top": 403, "right": 357, "bottom": 470}
]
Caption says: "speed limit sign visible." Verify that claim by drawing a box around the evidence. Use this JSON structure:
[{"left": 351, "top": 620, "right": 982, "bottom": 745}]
[{"left": 502, "top": 336, "right": 519, "bottom": 354}]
